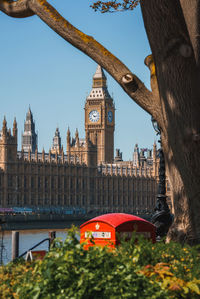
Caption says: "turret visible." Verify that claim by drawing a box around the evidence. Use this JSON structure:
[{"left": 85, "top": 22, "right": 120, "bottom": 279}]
[
  {"left": 61, "top": 146, "right": 64, "bottom": 163},
  {"left": 2, "top": 116, "right": 7, "bottom": 136},
  {"left": 51, "top": 127, "right": 62, "bottom": 154},
  {"left": 67, "top": 127, "right": 71, "bottom": 147},
  {"left": 114, "top": 148, "right": 123, "bottom": 162},
  {"left": 75, "top": 128, "right": 79, "bottom": 147},
  {"left": 0, "top": 117, "right": 17, "bottom": 171},
  {"left": 13, "top": 118, "right": 17, "bottom": 139},
  {"left": 48, "top": 149, "right": 51, "bottom": 162},
  {"left": 35, "top": 145, "right": 38, "bottom": 162},
  {"left": 42, "top": 148, "right": 45, "bottom": 162},
  {"left": 22, "top": 107, "right": 37, "bottom": 153},
  {"left": 133, "top": 144, "right": 140, "bottom": 167},
  {"left": 67, "top": 127, "right": 71, "bottom": 162}
]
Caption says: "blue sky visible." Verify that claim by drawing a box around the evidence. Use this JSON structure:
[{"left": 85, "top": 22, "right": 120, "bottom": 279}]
[{"left": 0, "top": 0, "right": 158, "bottom": 160}]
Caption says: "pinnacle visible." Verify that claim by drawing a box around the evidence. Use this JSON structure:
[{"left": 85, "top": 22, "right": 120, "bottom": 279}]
[
  {"left": 13, "top": 117, "right": 17, "bottom": 128},
  {"left": 3, "top": 116, "right": 7, "bottom": 132},
  {"left": 3, "top": 115, "right": 7, "bottom": 124},
  {"left": 93, "top": 64, "right": 106, "bottom": 79}
]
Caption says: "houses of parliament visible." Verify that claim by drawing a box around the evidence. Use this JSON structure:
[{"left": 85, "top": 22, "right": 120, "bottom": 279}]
[{"left": 0, "top": 66, "right": 169, "bottom": 215}]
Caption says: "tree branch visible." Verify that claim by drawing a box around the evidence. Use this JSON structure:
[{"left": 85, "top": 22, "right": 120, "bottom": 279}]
[
  {"left": 27, "top": 0, "right": 155, "bottom": 115},
  {"left": 91, "top": 0, "right": 140, "bottom": 13},
  {"left": 0, "top": 0, "right": 34, "bottom": 18},
  {"left": 144, "top": 54, "right": 162, "bottom": 120}
]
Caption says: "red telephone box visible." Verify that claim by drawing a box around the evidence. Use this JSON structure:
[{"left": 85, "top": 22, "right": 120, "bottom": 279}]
[{"left": 80, "top": 213, "right": 156, "bottom": 249}]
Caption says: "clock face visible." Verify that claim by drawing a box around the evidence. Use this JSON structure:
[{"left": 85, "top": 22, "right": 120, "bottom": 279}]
[
  {"left": 107, "top": 110, "right": 113, "bottom": 123},
  {"left": 89, "top": 110, "right": 100, "bottom": 122}
]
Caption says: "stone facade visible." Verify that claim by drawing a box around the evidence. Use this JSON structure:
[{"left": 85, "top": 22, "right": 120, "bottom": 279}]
[
  {"left": 0, "top": 126, "right": 158, "bottom": 214},
  {"left": 0, "top": 66, "right": 171, "bottom": 214}
]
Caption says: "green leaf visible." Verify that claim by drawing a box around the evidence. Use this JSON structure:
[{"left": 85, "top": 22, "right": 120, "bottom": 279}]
[{"left": 187, "top": 282, "right": 200, "bottom": 295}]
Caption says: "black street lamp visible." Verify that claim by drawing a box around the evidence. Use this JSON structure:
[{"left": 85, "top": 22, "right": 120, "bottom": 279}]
[{"left": 151, "top": 117, "right": 173, "bottom": 240}]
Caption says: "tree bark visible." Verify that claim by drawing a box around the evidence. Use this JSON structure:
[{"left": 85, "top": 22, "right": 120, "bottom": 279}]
[
  {"left": 141, "top": 0, "right": 200, "bottom": 244},
  {"left": 0, "top": 0, "right": 34, "bottom": 17}
]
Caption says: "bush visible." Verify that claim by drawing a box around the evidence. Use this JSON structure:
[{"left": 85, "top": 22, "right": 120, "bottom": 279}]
[{"left": 0, "top": 227, "right": 200, "bottom": 299}]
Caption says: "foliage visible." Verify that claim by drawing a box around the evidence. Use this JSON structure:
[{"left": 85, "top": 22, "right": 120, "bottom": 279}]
[
  {"left": 0, "top": 227, "right": 200, "bottom": 299},
  {"left": 0, "top": 259, "right": 35, "bottom": 299},
  {"left": 91, "top": 0, "right": 140, "bottom": 13}
]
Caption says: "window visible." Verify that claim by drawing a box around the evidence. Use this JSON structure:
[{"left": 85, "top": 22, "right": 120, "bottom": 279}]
[
  {"left": 82, "top": 195, "right": 85, "bottom": 205},
  {"left": 8, "top": 175, "right": 12, "bottom": 187},
  {"left": 64, "top": 178, "right": 67, "bottom": 191},
  {"left": 58, "top": 177, "right": 61, "bottom": 190},
  {"left": 70, "top": 178, "right": 73, "bottom": 189},
  {"left": 31, "top": 195, "right": 35, "bottom": 205},
  {"left": 51, "top": 178, "right": 54, "bottom": 189},
  {"left": 38, "top": 177, "right": 41, "bottom": 189},
  {"left": 24, "top": 176, "right": 27, "bottom": 188},
  {"left": 24, "top": 194, "right": 27, "bottom": 205},
  {"left": 17, "top": 194, "right": 20, "bottom": 205},
  {"left": 31, "top": 177, "right": 34, "bottom": 189},
  {"left": 58, "top": 194, "right": 62, "bottom": 205},
  {"left": 76, "top": 178, "right": 79, "bottom": 191},
  {"left": 45, "top": 177, "right": 48, "bottom": 191},
  {"left": 64, "top": 194, "right": 67, "bottom": 205},
  {"left": 17, "top": 176, "right": 20, "bottom": 188},
  {"left": 82, "top": 179, "right": 85, "bottom": 190},
  {"left": 7, "top": 193, "right": 12, "bottom": 205},
  {"left": 90, "top": 178, "right": 94, "bottom": 193}
]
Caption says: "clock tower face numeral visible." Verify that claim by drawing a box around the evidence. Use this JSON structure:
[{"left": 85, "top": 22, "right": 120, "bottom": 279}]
[
  {"left": 107, "top": 110, "right": 113, "bottom": 123},
  {"left": 89, "top": 110, "right": 100, "bottom": 122}
]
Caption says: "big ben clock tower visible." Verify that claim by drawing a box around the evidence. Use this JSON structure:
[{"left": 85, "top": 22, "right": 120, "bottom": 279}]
[{"left": 85, "top": 65, "right": 115, "bottom": 164}]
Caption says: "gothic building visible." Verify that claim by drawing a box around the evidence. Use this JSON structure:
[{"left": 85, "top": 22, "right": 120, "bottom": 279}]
[
  {"left": 51, "top": 128, "right": 62, "bottom": 155},
  {"left": 21, "top": 107, "right": 37, "bottom": 153},
  {"left": 0, "top": 65, "right": 170, "bottom": 214}
]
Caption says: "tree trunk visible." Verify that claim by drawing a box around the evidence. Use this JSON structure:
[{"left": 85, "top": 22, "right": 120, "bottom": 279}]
[{"left": 141, "top": 0, "right": 200, "bottom": 244}]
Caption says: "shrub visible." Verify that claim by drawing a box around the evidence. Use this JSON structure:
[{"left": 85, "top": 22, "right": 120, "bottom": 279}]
[{"left": 0, "top": 227, "right": 200, "bottom": 299}]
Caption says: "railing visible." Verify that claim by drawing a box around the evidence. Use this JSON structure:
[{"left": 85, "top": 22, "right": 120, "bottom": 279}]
[
  {"left": 12, "top": 231, "right": 56, "bottom": 261},
  {"left": 18, "top": 238, "right": 50, "bottom": 259}
]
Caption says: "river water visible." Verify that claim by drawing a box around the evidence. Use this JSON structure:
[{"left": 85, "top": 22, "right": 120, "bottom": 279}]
[{"left": 0, "top": 229, "right": 70, "bottom": 265}]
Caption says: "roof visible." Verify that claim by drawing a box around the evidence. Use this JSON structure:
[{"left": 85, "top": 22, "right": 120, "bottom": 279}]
[
  {"left": 93, "top": 65, "right": 106, "bottom": 79},
  {"left": 87, "top": 87, "right": 111, "bottom": 99},
  {"left": 80, "top": 213, "right": 153, "bottom": 229},
  {"left": 87, "top": 65, "right": 112, "bottom": 100}
]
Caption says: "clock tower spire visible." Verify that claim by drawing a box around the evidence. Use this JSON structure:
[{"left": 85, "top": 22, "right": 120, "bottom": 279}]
[{"left": 85, "top": 65, "right": 115, "bottom": 164}]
